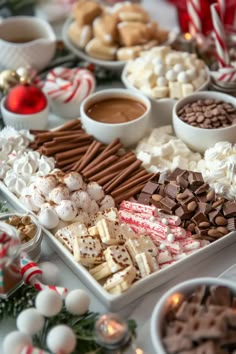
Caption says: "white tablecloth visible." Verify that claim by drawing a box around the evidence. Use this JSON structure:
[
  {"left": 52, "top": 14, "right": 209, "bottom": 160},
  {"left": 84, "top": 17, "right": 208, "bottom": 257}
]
[{"left": 2, "top": 1, "right": 236, "bottom": 353}]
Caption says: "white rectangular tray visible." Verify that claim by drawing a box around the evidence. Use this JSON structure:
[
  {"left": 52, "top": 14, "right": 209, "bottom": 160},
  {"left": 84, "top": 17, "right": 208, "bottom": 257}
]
[{"left": 1, "top": 180, "right": 236, "bottom": 311}]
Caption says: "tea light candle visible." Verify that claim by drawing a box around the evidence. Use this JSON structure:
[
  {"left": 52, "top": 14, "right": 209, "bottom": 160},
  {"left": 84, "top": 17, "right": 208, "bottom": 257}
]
[
  {"left": 168, "top": 292, "right": 184, "bottom": 310},
  {"left": 177, "top": 32, "right": 196, "bottom": 53},
  {"left": 95, "top": 313, "right": 130, "bottom": 350}
]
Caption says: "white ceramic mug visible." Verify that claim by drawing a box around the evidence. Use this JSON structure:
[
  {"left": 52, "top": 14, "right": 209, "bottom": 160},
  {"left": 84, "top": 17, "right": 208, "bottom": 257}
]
[{"left": 0, "top": 16, "right": 56, "bottom": 71}]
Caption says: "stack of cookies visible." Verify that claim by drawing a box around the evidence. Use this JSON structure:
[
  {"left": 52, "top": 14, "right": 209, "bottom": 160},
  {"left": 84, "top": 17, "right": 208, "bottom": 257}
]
[{"left": 67, "top": 0, "right": 169, "bottom": 61}]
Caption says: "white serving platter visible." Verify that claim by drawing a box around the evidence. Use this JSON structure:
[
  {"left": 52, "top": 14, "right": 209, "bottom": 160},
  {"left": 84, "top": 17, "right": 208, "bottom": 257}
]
[{"left": 1, "top": 180, "right": 236, "bottom": 311}]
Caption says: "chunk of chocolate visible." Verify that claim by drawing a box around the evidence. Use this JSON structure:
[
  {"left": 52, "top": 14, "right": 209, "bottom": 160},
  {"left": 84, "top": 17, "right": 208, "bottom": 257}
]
[
  {"left": 188, "top": 171, "right": 204, "bottom": 187},
  {"left": 175, "top": 205, "right": 193, "bottom": 220},
  {"left": 196, "top": 193, "right": 207, "bottom": 203},
  {"left": 208, "top": 209, "right": 223, "bottom": 225},
  {"left": 160, "top": 196, "right": 177, "bottom": 212},
  {"left": 198, "top": 202, "right": 212, "bottom": 215},
  {"left": 194, "top": 182, "right": 209, "bottom": 195},
  {"left": 142, "top": 181, "right": 159, "bottom": 195},
  {"left": 195, "top": 226, "right": 210, "bottom": 237},
  {"left": 168, "top": 167, "right": 185, "bottom": 181},
  {"left": 176, "top": 175, "right": 189, "bottom": 189},
  {"left": 192, "top": 212, "right": 209, "bottom": 225},
  {"left": 164, "top": 183, "right": 181, "bottom": 200},
  {"left": 137, "top": 192, "right": 151, "bottom": 205},
  {"left": 223, "top": 201, "right": 236, "bottom": 217}
]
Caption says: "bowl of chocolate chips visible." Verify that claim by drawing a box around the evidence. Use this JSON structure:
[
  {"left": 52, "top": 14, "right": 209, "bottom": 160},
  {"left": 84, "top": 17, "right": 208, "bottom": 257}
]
[
  {"left": 172, "top": 91, "right": 236, "bottom": 153},
  {"left": 151, "top": 277, "right": 236, "bottom": 354}
]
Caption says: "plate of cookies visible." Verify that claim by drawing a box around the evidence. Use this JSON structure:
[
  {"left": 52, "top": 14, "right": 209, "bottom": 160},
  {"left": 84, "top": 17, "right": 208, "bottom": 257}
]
[{"left": 62, "top": 0, "right": 171, "bottom": 70}]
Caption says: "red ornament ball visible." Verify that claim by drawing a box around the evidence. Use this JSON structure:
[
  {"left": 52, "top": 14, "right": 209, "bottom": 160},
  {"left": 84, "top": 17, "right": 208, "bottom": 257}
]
[{"left": 6, "top": 84, "right": 47, "bottom": 115}]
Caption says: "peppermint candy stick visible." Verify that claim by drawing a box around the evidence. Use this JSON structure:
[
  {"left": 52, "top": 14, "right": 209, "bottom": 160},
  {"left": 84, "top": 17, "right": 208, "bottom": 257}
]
[
  {"left": 187, "top": 0, "right": 202, "bottom": 37},
  {"left": 20, "top": 254, "right": 68, "bottom": 298},
  {"left": 119, "top": 200, "right": 157, "bottom": 216}
]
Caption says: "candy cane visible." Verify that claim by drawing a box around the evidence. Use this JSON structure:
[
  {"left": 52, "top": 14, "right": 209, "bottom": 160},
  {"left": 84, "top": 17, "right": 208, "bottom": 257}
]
[
  {"left": 217, "top": 67, "right": 236, "bottom": 83},
  {"left": 187, "top": 0, "right": 202, "bottom": 37},
  {"left": 20, "top": 254, "right": 68, "bottom": 298},
  {"left": 211, "top": 3, "right": 230, "bottom": 67},
  {"left": 217, "top": 0, "right": 225, "bottom": 20}
]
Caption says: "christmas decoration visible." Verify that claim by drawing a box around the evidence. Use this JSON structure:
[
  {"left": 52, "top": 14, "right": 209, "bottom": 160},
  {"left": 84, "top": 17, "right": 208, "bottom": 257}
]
[
  {"left": 38, "top": 261, "right": 60, "bottom": 286},
  {"left": 1, "top": 286, "right": 137, "bottom": 354},
  {"left": 65, "top": 289, "right": 90, "bottom": 316},
  {"left": 35, "top": 289, "right": 63, "bottom": 317},
  {"left": 0, "top": 70, "right": 20, "bottom": 94},
  {"left": 6, "top": 84, "right": 47, "bottom": 115}
]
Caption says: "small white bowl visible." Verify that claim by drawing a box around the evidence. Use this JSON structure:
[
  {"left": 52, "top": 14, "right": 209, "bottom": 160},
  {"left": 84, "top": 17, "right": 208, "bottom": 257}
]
[
  {"left": 122, "top": 65, "right": 210, "bottom": 128},
  {"left": 172, "top": 91, "right": 236, "bottom": 153},
  {"left": 80, "top": 88, "right": 151, "bottom": 147},
  {"left": 1, "top": 96, "right": 49, "bottom": 130},
  {"left": 151, "top": 277, "right": 236, "bottom": 354}
]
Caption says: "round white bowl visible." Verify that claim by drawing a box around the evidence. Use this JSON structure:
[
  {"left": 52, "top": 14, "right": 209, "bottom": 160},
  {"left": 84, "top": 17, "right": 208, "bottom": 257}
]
[
  {"left": 172, "top": 91, "right": 236, "bottom": 153},
  {"left": 0, "top": 16, "right": 56, "bottom": 71},
  {"left": 151, "top": 277, "right": 236, "bottom": 354},
  {"left": 1, "top": 96, "right": 49, "bottom": 130},
  {"left": 62, "top": 18, "right": 125, "bottom": 71},
  {"left": 122, "top": 65, "right": 210, "bottom": 128},
  {"left": 80, "top": 88, "right": 151, "bottom": 147}
]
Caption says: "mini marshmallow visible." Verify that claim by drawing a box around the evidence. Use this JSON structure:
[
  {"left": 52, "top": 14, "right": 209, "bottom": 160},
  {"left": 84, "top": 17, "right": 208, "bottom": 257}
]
[
  {"left": 173, "top": 63, "right": 184, "bottom": 73},
  {"left": 177, "top": 71, "right": 189, "bottom": 83},
  {"left": 154, "top": 64, "right": 165, "bottom": 76},
  {"left": 165, "top": 69, "right": 177, "bottom": 82},
  {"left": 156, "top": 76, "right": 168, "bottom": 87},
  {"left": 167, "top": 233, "right": 175, "bottom": 242}
]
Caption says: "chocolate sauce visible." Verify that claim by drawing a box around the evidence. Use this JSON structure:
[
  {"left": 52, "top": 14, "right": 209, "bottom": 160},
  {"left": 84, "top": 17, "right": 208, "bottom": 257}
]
[{"left": 86, "top": 97, "right": 146, "bottom": 124}]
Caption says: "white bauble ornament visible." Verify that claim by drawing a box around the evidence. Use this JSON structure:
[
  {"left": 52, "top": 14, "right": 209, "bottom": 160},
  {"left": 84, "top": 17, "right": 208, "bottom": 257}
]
[
  {"left": 16, "top": 308, "right": 45, "bottom": 335},
  {"left": 65, "top": 289, "right": 90, "bottom": 315},
  {"left": 38, "top": 261, "right": 60, "bottom": 285},
  {"left": 46, "top": 325, "right": 76, "bottom": 354},
  {"left": 3, "top": 331, "right": 32, "bottom": 354},
  {"left": 35, "top": 289, "right": 62, "bottom": 317}
]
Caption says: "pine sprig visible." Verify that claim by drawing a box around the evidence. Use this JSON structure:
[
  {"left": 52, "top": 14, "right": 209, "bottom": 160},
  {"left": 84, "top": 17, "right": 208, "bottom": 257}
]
[{"left": 0, "top": 285, "right": 137, "bottom": 354}]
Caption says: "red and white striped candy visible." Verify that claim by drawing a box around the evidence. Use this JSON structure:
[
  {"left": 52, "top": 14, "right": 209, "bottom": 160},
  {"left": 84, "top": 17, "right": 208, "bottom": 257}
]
[
  {"left": 212, "top": 67, "right": 236, "bottom": 83},
  {"left": 120, "top": 201, "right": 156, "bottom": 216},
  {"left": 211, "top": 3, "right": 230, "bottom": 68},
  {"left": 44, "top": 67, "right": 95, "bottom": 104},
  {"left": 20, "top": 345, "right": 49, "bottom": 354},
  {"left": 20, "top": 254, "right": 68, "bottom": 298},
  {"left": 187, "top": 0, "right": 202, "bottom": 37}
]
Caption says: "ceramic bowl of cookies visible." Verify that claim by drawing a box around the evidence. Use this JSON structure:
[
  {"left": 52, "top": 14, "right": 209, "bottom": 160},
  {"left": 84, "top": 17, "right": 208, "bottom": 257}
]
[
  {"left": 150, "top": 277, "right": 236, "bottom": 354},
  {"left": 122, "top": 46, "right": 210, "bottom": 127},
  {"left": 172, "top": 91, "right": 236, "bottom": 153},
  {"left": 63, "top": 0, "right": 170, "bottom": 70},
  {"left": 0, "top": 213, "right": 43, "bottom": 262},
  {"left": 80, "top": 88, "right": 151, "bottom": 147}
]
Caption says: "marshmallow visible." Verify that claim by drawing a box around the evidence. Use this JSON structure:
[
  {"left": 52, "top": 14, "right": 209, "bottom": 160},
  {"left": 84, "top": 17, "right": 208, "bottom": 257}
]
[
  {"left": 55, "top": 200, "right": 77, "bottom": 222},
  {"left": 71, "top": 190, "right": 92, "bottom": 211},
  {"left": 49, "top": 184, "right": 70, "bottom": 204},
  {"left": 38, "top": 208, "right": 59, "bottom": 229},
  {"left": 63, "top": 172, "right": 84, "bottom": 191},
  {"left": 87, "top": 182, "right": 105, "bottom": 202}
]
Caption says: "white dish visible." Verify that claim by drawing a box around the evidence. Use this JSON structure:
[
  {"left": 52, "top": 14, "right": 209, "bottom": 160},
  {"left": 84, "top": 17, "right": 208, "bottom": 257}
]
[
  {"left": 62, "top": 18, "right": 125, "bottom": 71},
  {"left": 1, "top": 180, "right": 236, "bottom": 311},
  {"left": 150, "top": 277, "right": 236, "bottom": 354},
  {"left": 122, "top": 65, "right": 210, "bottom": 128}
]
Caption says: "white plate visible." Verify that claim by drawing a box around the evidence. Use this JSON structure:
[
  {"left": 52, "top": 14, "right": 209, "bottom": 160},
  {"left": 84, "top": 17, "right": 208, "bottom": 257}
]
[
  {"left": 62, "top": 18, "right": 125, "bottom": 71},
  {"left": 1, "top": 180, "right": 236, "bottom": 311}
]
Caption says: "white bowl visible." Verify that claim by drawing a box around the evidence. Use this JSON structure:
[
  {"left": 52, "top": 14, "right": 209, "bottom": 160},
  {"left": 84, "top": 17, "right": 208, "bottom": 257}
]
[
  {"left": 1, "top": 96, "right": 49, "bottom": 130},
  {"left": 172, "top": 91, "right": 236, "bottom": 153},
  {"left": 151, "top": 277, "right": 236, "bottom": 354},
  {"left": 62, "top": 18, "right": 125, "bottom": 71},
  {"left": 80, "top": 88, "right": 151, "bottom": 147},
  {"left": 122, "top": 65, "right": 210, "bottom": 128},
  {"left": 0, "top": 16, "right": 56, "bottom": 71}
]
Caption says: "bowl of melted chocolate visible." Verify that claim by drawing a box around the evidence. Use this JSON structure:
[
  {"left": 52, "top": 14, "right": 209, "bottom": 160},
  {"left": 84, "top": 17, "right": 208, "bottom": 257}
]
[{"left": 80, "top": 89, "right": 151, "bottom": 147}]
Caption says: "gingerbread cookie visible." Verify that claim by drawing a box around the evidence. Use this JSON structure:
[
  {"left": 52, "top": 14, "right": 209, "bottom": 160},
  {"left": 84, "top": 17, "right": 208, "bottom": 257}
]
[
  {"left": 72, "top": 0, "right": 102, "bottom": 27},
  {"left": 93, "top": 13, "right": 118, "bottom": 44},
  {"left": 67, "top": 21, "right": 93, "bottom": 49}
]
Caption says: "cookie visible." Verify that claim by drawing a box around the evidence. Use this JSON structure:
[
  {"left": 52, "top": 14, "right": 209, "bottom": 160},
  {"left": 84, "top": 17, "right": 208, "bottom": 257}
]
[
  {"left": 72, "top": 0, "right": 102, "bottom": 26},
  {"left": 113, "top": 2, "right": 150, "bottom": 23},
  {"left": 67, "top": 21, "right": 93, "bottom": 49},
  {"left": 103, "top": 265, "right": 136, "bottom": 294},
  {"left": 85, "top": 38, "right": 117, "bottom": 60},
  {"left": 118, "top": 21, "right": 150, "bottom": 47},
  {"left": 93, "top": 13, "right": 118, "bottom": 44}
]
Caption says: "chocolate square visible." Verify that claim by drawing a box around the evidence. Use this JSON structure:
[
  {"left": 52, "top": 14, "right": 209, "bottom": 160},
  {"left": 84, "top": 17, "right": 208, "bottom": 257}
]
[
  {"left": 198, "top": 202, "right": 212, "bottom": 215},
  {"left": 195, "top": 226, "right": 210, "bottom": 237},
  {"left": 197, "top": 194, "right": 207, "bottom": 203},
  {"left": 209, "top": 209, "right": 223, "bottom": 225},
  {"left": 137, "top": 192, "right": 151, "bottom": 205},
  {"left": 194, "top": 183, "right": 209, "bottom": 195},
  {"left": 176, "top": 175, "right": 189, "bottom": 189},
  {"left": 192, "top": 212, "right": 209, "bottom": 225},
  {"left": 142, "top": 181, "right": 159, "bottom": 195},
  {"left": 175, "top": 205, "right": 193, "bottom": 220},
  {"left": 188, "top": 171, "right": 204, "bottom": 186},
  {"left": 160, "top": 196, "right": 177, "bottom": 212},
  {"left": 168, "top": 167, "right": 185, "bottom": 181},
  {"left": 164, "top": 183, "right": 180, "bottom": 200},
  {"left": 223, "top": 201, "right": 236, "bottom": 217}
]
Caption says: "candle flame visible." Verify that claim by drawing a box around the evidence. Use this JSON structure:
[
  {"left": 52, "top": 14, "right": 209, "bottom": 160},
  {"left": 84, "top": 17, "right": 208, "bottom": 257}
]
[
  {"left": 184, "top": 32, "right": 192, "bottom": 41},
  {"left": 170, "top": 293, "right": 183, "bottom": 307},
  {"left": 136, "top": 349, "right": 144, "bottom": 354}
]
